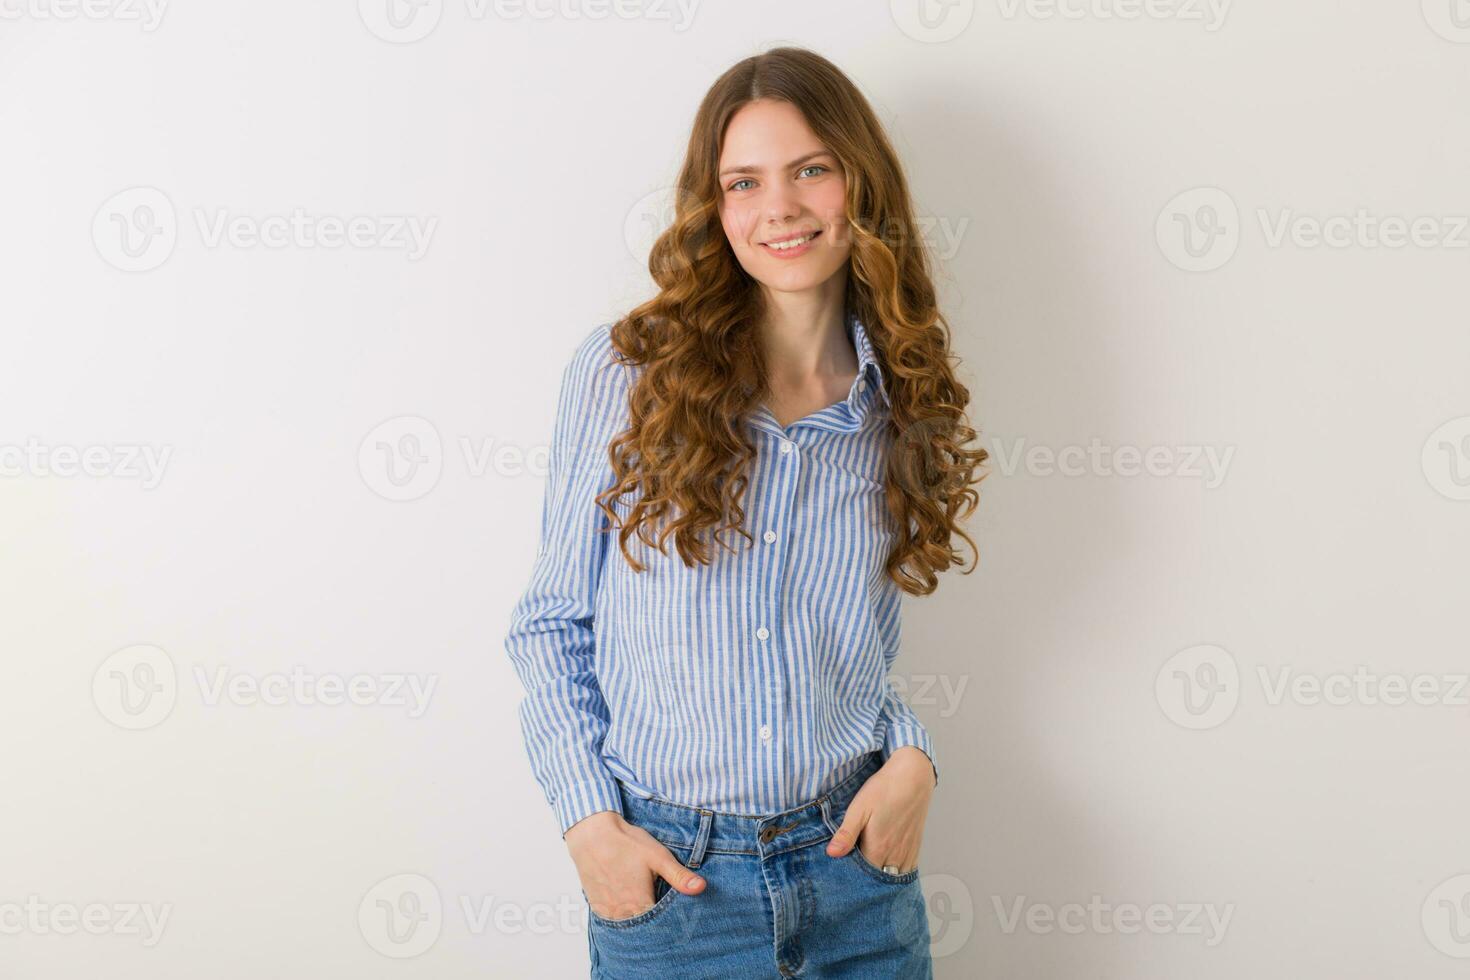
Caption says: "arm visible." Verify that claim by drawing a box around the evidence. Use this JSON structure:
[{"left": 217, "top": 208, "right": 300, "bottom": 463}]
[
  {"left": 874, "top": 590, "right": 938, "bottom": 787},
  {"left": 504, "top": 322, "right": 630, "bottom": 837},
  {"left": 825, "top": 594, "right": 938, "bottom": 872},
  {"left": 878, "top": 689, "right": 938, "bottom": 787}
]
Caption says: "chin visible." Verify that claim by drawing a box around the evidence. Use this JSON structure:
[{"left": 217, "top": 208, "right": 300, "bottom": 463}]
[{"left": 766, "top": 266, "right": 842, "bottom": 292}]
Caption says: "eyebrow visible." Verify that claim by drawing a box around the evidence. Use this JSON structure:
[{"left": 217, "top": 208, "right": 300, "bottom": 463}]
[{"left": 718, "top": 151, "right": 834, "bottom": 178}]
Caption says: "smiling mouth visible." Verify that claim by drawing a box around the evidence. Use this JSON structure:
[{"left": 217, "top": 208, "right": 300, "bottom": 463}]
[{"left": 761, "top": 230, "right": 821, "bottom": 252}]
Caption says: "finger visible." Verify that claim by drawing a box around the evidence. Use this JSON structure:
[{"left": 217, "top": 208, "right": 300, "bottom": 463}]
[
  {"left": 591, "top": 870, "right": 655, "bottom": 921},
  {"left": 891, "top": 844, "right": 919, "bottom": 873},
  {"left": 652, "top": 848, "right": 706, "bottom": 895},
  {"left": 885, "top": 839, "right": 921, "bottom": 873},
  {"left": 826, "top": 803, "right": 869, "bottom": 857}
]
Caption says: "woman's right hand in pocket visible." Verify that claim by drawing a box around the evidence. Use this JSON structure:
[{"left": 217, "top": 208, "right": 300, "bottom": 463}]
[{"left": 564, "top": 811, "right": 706, "bottom": 920}]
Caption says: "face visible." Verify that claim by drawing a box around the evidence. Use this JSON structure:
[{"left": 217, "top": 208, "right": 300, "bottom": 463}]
[{"left": 716, "top": 98, "right": 852, "bottom": 296}]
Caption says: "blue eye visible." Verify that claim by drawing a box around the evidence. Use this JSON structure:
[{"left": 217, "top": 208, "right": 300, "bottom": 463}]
[
  {"left": 729, "top": 178, "right": 754, "bottom": 192},
  {"left": 799, "top": 165, "right": 827, "bottom": 178}
]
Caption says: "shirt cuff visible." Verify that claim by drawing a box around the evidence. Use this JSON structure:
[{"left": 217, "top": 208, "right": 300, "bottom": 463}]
[
  {"left": 881, "top": 723, "right": 938, "bottom": 788},
  {"left": 554, "top": 775, "right": 626, "bottom": 838}
]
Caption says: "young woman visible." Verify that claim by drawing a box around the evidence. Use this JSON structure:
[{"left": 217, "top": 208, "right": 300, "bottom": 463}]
[{"left": 505, "top": 46, "right": 987, "bottom": 978}]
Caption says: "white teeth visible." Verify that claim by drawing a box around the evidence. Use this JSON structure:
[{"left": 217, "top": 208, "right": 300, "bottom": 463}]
[{"left": 766, "top": 232, "right": 815, "bottom": 251}]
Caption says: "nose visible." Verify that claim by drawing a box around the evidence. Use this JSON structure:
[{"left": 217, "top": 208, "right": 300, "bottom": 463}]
[{"left": 761, "top": 180, "right": 800, "bottom": 228}]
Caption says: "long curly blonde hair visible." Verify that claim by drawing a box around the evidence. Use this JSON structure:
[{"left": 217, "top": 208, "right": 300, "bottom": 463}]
[{"left": 597, "top": 46, "right": 988, "bottom": 597}]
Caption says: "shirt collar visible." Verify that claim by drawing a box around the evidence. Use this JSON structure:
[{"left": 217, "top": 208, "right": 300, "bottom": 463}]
[
  {"left": 740, "top": 312, "right": 892, "bottom": 438},
  {"left": 846, "top": 310, "right": 892, "bottom": 415}
]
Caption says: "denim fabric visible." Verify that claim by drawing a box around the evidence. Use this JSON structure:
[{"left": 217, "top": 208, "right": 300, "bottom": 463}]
[{"left": 583, "top": 751, "right": 932, "bottom": 979}]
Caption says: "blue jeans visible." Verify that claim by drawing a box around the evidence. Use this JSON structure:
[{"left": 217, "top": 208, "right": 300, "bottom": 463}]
[{"left": 584, "top": 751, "right": 933, "bottom": 979}]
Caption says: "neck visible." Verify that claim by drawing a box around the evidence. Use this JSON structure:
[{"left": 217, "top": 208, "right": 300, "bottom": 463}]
[{"left": 756, "top": 283, "right": 855, "bottom": 387}]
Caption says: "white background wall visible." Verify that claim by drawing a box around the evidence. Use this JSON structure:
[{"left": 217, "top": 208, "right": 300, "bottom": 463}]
[{"left": 3, "top": 1, "right": 1469, "bottom": 977}]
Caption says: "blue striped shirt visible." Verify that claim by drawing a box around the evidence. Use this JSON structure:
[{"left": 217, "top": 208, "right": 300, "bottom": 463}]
[{"left": 505, "top": 312, "right": 937, "bottom": 835}]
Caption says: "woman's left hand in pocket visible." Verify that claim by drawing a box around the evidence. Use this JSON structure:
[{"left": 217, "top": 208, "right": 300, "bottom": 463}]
[{"left": 824, "top": 747, "right": 936, "bottom": 873}]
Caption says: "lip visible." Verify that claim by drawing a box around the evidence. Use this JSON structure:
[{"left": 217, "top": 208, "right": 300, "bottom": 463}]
[{"left": 759, "top": 228, "right": 821, "bottom": 258}]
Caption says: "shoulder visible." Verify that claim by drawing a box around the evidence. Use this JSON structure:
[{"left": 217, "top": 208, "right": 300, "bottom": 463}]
[
  {"left": 556, "top": 321, "right": 638, "bottom": 421},
  {"left": 566, "top": 321, "right": 636, "bottom": 380}
]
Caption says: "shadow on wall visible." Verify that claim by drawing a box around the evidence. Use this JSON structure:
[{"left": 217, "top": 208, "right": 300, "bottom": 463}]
[{"left": 890, "top": 86, "right": 1134, "bottom": 978}]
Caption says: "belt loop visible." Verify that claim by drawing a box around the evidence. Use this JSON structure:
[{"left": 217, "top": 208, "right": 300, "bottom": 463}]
[
  {"left": 819, "top": 797, "right": 839, "bottom": 836},
  {"left": 687, "top": 810, "right": 713, "bottom": 868}
]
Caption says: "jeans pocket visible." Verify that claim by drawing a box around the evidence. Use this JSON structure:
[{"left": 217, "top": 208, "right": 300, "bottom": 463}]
[
  {"left": 586, "top": 855, "right": 684, "bottom": 929},
  {"left": 848, "top": 845, "right": 921, "bottom": 885}
]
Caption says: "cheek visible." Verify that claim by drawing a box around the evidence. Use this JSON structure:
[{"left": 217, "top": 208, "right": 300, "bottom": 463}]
[
  {"left": 718, "top": 203, "right": 753, "bottom": 250},
  {"left": 808, "top": 175, "right": 845, "bottom": 211},
  {"left": 814, "top": 208, "right": 852, "bottom": 260},
  {"left": 824, "top": 216, "right": 852, "bottom": 257}
]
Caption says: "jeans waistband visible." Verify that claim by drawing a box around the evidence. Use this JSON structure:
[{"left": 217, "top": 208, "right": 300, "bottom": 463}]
[{"left": 614, "top": 752, "right": 885, "bottom": 864}]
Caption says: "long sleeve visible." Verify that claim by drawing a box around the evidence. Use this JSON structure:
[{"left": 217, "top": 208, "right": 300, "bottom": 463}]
[
  {"left": 877, "top": 686, "right": 938, "bottom": 787},
  {"left": 874, "top": 592, "right": 939, "bottom": 787},
  {"left": 504, "top": 322, "right": 632, "bottom": 836}
]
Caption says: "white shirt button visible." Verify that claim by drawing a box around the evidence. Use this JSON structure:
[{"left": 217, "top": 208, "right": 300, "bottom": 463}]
[
  {"left": 759, "top": 724, "right": 771, "bottom": 741},
  {"left": 762, "top": 530, "right": 776, "bottom": 544},
  {"left": 779, "top": 441, "right": 792, "bottom": 454},
  {"left": 856, "top": 380, "right": 866, "bottom": 393},
  {"left": 755, "top": 626, "right": 770, "bottom": 641}
]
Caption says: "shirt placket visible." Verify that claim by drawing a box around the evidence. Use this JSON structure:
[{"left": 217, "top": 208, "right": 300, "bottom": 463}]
[{"left": 749, "top": 412, "right": 801, "bottom": 808}]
